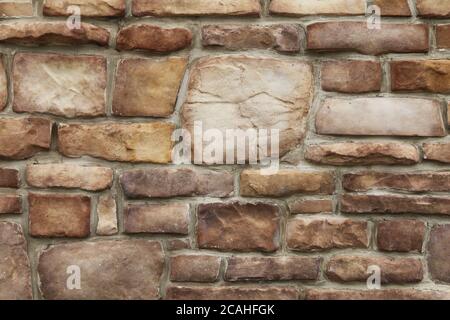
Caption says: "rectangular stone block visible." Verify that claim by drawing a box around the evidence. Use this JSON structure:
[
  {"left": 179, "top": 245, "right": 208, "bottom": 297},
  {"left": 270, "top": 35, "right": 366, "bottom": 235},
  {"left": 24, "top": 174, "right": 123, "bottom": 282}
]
[
  {"left": 0, "top": 168, "right": 19, "bottom": 188},
  {"left": 377, "top": 220, "right": 426, "bottom": 252},
  {"left": 288, "top": 199, "right": 333, "bottom": 214},
  {"left": 43, "top": 0, "right": 125, "bottom": 17},
  {"left": 170, "top": 255, "right": 221, "bottom": 282},
  {"left": 269, "top": 0, "right": 366, "bottom": 16},
  {"left": 424, "top": 143, "right": 450, "bottom": 164},
  {"left": 0, "top": 194, "right": 21, "bottom": 214},
  {"left": 0, "top": 1, "right": 33, "bottom": 17},
  {"left": 166, "top": 286, "right": 298, "bottom": 300}
]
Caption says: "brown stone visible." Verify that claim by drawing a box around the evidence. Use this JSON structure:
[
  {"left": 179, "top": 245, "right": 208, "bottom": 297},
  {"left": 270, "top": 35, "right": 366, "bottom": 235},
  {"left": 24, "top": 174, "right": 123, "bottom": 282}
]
[
  {"left": 288, "top": 199, "right": 333, "bottom": 214},
  {"left": 166, "top": 286, "right": 298, "bottom": 300},
  {"left": 342, "top": 194, "right": 450, "bottom": 215},
  {"left": 132, "top": 0, "right": 261, "bottom": 17},
  {"left": 0, "top": 168, "right": 19, "bottom": 188},
  {"left": 38, "top": 240, "right": 164, "bottom": 299},
  {"left": 377, "top": 220, "right": 426, "bottom": 252},
  {"left": 306, "top": 289, "right": 449, "bottom": 300},
  {"left": 373, "top": 0, "right": 411, "bottom": 16},
  {"left": 170, "top": 255, "right": 221, "bottom": 282},
  {"left": 423, "top": 143, "right": 450, "bottom": 164},
  {"left": 13, "top": 53, "right": 106, "bottom": 118},
  {"left": 436, "top": 25, "right": 450, "bottom": 49},
  {"left": 26, "top": 164, "right": 113, "bottom": 191},
  {"left": 0, "top": 117, "right": 52, "bottom": 160},
  {"left": 316, "top": 98, "right": 445, "bottom": 137},
  {"left": 167, "top": 239, "right": 191, "bottom": 251},
  {"left": 343, "top": 172, "right": 450, "bottom": 192},
  {"left": 321, "top": 60, "right": 382, "bottom": 93},
  {"left": 124, "top": 203, "right": 190, "bottom": 235},
  {"left": 96, "top": 193, "right": 118, "bottom": 236},
  {"left": 0, "top": 194, "right": 21, "bottom": 214},
  {"left": 428, "top": 225, "right": 450, "bottom": 283},
  {"left": 116, "top": 24, "right": 192, "bottom": 53},
  {"left": 269, "top": 0, "right": 366, "bottom": 16},
  {"left": 391, "top": 60, "right": 450, "bottom": 93},
  {"left": 113, "top": 57, "right": 187, "bottom": 117},
  {"left": 307, "top": 22, "right": 428, "bottom": 55},
  {"left": 0, "top": 1, "right": 33, "bottom": 17},
  {"left": 58, "top": 122, "right": 174, "bottom": 163},
  {"left": 240, "top": 169, "right": 334, "bottom": 197},
  {"left": 287, "top": 218, "right": 368, "bottom": 251},
  {"left": 29, "top": 193, "right": 91, "bottom": 238},
  {"left": 121, "top": 168, "right": 233, "bottom": 198},
  {"left": 197, "top": 202, "right": 280, "bottom": 252},
  {"left": 0, "top": 222, "right": 32, "bottom": 299},
  {"left": 417, "top": 0, "right": 450, "bottom": 18},
  {"left": 44, "top": 0, "right": 126, "bottom": 17},
  {"left": 201, "top": 24, "right": 301, "bottom": 53},
  {"left": 305, "top": 142, "right": 420, "bottom": 166},
  {"left": 326, "top": 255, "right": 423, "bottom": 284},
  {"left": 225, "top": 256, "right": 321, "bottom": 281},
  {"left": 0, "top": 21, "right": 109, "bottom": 46},
  {"left": 0, "top": 57, "right": 6, "bottom": 110}
]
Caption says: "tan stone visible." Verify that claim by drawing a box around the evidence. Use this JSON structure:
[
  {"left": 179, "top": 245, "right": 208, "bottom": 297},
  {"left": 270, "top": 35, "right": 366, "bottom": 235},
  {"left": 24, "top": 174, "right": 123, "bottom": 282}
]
[
  {"left": 166, "top": 286, "right": 298, "bottom": 300},
  {"left": 96, "top": 193, "right": 118, "bottom": 236},
  {"left": 0, "top": 1, "right": 33, "bottom": 17},
  {"left": 26, "top": 164, "right": 113, "bottom": 191},
  {"left": 170, "top": 255, "right": 221, "bottom": 282},
  {"left": 423, "top": 143, "right": 450, "bottom": 164},
  {"left": 288, "top": 199, "right": 333, "bottom": 214},
  {"left": 436, "top": 25, "right": 450, "bottom": 49},
  {"left": 182, "top": 56, "right": 313, "bottom": 161},
  {"left": 316, "top": 98, "right": 445, "bottom": 137},
  {"left": 377, "top": 220, "right": 426, "bottom": 252},
  {"left": 287, "top": 218, "right": 369, "bottom": 251},
  {"left": 0, "top": 21, "right": 109, "bottom": 46},
  {"left": 428, "top": 225, "right": 450, "bottom": 283},
  {"left": 0, "top": 168, "right": 19, "bottom": 188},
  {"left": 44, "top": 0, "right": 125, "bottom": 17},
  {"left": 305, "top": 142, "right": 420, "bottom": 166},
  {"left": 113, "top": 57, "right": 187, "bottom": 117},
  {"left": 0, "top": 222, "right": 32, "bottom": 299},
  {"left": 373, "top": 0, "right": 411, "bottom": 16},
  {"left": 326, "top": 255, "right": 423, "bottom": 283},
  {"left": 269, "top": 0, "right": 366, "bottom": 16},
  {"left": 0, "top": 194, "right": 21, "bottom": 214},
  {"left": 132, "top": 0, "right": 261, "bottom": 17},
  {"left": 0, "top": 117, "right": 52, "bottom": 160},
  {"left": 38, "top": 240, "right": 164, "bottom": 299},
  {"left": 417, "top": 0, "right": 450, "bottom": 18},
  {"left": 0, "top": 57, "right": 6, "bottom": 111},
  {"left": 13, "top": 53, "right": 106, "bottom": 118},
  {"left": 201, "top": 24, "right": 301, "bottom": 53},
  {"left": 240, "top": 169, "right": 334, "bottom": 197},
  {"left": 58, "top": 122, "right": 174, "bottom": 163},
  {"left": 307, "top": 22, "right": 428, "bottom": 55},
  {"left": 306, "top": 289, "right": 449, "bottom": 300}
]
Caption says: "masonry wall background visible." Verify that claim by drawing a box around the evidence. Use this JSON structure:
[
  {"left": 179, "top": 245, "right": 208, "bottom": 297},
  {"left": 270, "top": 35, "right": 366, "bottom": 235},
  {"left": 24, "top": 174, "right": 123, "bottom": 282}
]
[{"left": 1, "top": 0, "right": 450, "bottom": 300}]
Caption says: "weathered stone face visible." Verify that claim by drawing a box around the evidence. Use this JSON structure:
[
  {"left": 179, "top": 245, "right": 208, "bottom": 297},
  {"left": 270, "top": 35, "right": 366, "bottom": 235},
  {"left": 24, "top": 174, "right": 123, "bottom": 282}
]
[
  {"left": 197, "top": 202, "right": 280, "bottom": 252},
  {"left": 423, "top": 143, "right": 450, "bottom": 163},
  {"left": 182, "top": 55, "right": 314, "bottom": 161},
  {"left": 428, "top": 225, "right": 450, "bottom": 283},
  {"left": 436, "top": 25, "right": 450, "bottom": 49},
  {"left": 306, "top": 289, "right": 449, "bottom": 300},
  {"left": 113, "top": 57, "right": 187, "bottom": 117},
  {"left": 43, "top": 0, "right": 126, "bottom": 17},
  {"left": 417, "top": 0, "right": 450, "bottom": 18},
  {"left": 0, "top": 168, "right": 19, "bottom": 188},
  {"left": 0, "top": 1, "right": 33, "bottom": 17},
  {"left": 0, "top": 57, "right": 6, "bottom": 110},
  {"left": 269, "top": 0, "right": 366, "bottom": 16},
  {"left": 0, "top": 222, "right": 32, "bottom": 300},
  {"left": 38, "top": 240, "right": 164, "bottom": 299},
  {"left": 166, "top": 286, "right": 298, "bottom": 300},
  {"left": 170, "top": 255, "right": 221, "bottom": 282},
  {"left": 96, "top": 193, "right": 118, "bottom": 236},
  {"left": 377, "top": 220, "right": 426, "bottom": 253},
  {"left": 0, "top": 194, "right": 21, "bottom": 214},
  {"left": 373, "top": 0, "right": 411, "bottom": 16},
  {"left": 288, "top": 199, "right": 333, "bottom": 214}
]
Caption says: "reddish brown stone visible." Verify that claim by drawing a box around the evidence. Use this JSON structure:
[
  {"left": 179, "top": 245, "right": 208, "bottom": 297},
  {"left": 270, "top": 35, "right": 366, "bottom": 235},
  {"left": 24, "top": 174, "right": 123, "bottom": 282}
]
[
  {"left": 436, "top": 25, "right": 450, "bottom": 49},
  {"left": 225, "top": 256, "right": 321, "bottom": 281},
  {"left": 96, "top": 193, "right": 118, "bottom": 236},
  {"left": 29, "top": 193, "right": 91, "bottom": 238},
  {"left": 424, "top": 143, "right": 450, "bottom": 164},
  {"left": 44, "top": 0, "right": 126, "bottom": 17},
  {"left": 166, "top": 286, "right": 298, "bottom": 300},
  {"left": 417, "top": 0, "right": 450, "bottom": 18},
  {"left": 306, "top": 289, "right": 449, "bottom": 300},
  {"left": 197, "top": 202, "right": 280, "bottom": 252},
  {"left": 170, "top": 255, "right": 221, "bottom": 282},
  {"left": 166, "top": 239, "right": 191, "bottom": 251},
  {"left": 0, "top": 168, "right": 19, "bottom": 188},
  {"left": 0, "top": 194, "right": 21, "bottom": 214},
  {"left": 377, "top": 220, "right": 426, "bottom": 252},
  {"left": 373, "top": 0, "right": 411, "bottom": 16},
  {"left": 0, "top": 57, "right": 6, "bottom": 110},
  {"left": 288, "top": 199, "right": 333, "bottom": 214},
  {"left": 428, "top": 225, "right": 450, "bottom": 283}
]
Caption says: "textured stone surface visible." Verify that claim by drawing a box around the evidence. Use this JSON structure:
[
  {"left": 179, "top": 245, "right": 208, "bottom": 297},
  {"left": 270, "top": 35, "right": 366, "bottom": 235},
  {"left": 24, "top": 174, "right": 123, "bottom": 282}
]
[
  {"left": 58, "top": 122, "right": 174, "bottom": 163},
  {"left": 423, "top": 143, "right": 450, "bottom": 164},
  {"left": 170, "top": 255, "right": 221, "bottom": 282},
  {"left": 113, "top": 57, "right": 187, "bottom": 117},
  {"left": 343, "top": 172, "right": 450, "bottom": 192},
  {"left": 167, "top": 239, "right": 191, "bottom": 251},
  {"left": 225, "top": 256, "right": 321, "bottom": 281},
  {"left": 373, "top": 0, "right": 411, "bottom": 16},
  {"left": 0, "top": 21, "right": 109, "bottom": 46},
  {"left": 288, "top": 199, "right": 333, "bottom": 214},
  {"left": 0, "top": 1, "right": 33, "bottom": 17},
  {"left": 182, "top": 56, "right": 313, "bottom": 160},
  {"left": 321, "top": 60, "right": 382, "bottom": 93},
  {"left": 116, "top": 24, "right": 192, "bottom": 53},
  {"left": 342, "top": 194, "right": 450, "bottom": 215},
  {"left": 0, "top": 194, "right": 21, "bottom": 214},
  {"left": 29, "top": 193, "right": 91, "bottom": 238},
  {"left": 305, "top": 142, "right": 420, "bottom": 166},
  {"left": 391, "top": 60, "right": 450, "bottom": 93},
  {"left": 377, "top": 220, "right": 426, "bottom": 252},
  {"left": 0, "top": 117, "right": 52, "bottom": 160},
  {"left": 124, "top": 203, "right": 189, "bottom": 235},
  {"left": 166, "top": 286, "right": 298, "bottom": 300},
  {"left": 0, "top": 57, "right": 6, "bottom": 110},
  {"left": 287, "top": 218, "right": 368, "bottom": 251},
  {"left": 44, "top": 0, "right": 126, "bottom": 17},
  {"left": 0, "top": 168, "right": 19, "bottom": 188},
  {"left": 269, "top": 0, "right": 365, "bottom": 16},
  {"left": 132, "top": 0, "right": 261, "bottom": 17},
  {"left": 436, "top": 25, "right": 450, "bottom": 49},
  {"left": 96, "top": 193, "right": 118, "bottom": 236},
  {"left": 13, "top": 53, "right": 106, "bottom": 118},
  {"left": 326, "top": 255, "right": 423, "bottom": 284},
  {"left": 428, "top": 225, "right": 450, "bottom": 283},
  {"left": 307, "top": 22, "right": 428, "bottom": 55},
  {"left": 26, "top": 164, "right": 113, "bottom": 191},
  {"left": 197, "top": 202, "right": 280, "bottom": 252},
  {"left": 0, "top": 222, "right": 32, "bottom": 300},
  {"left": 121, "top": 168, "right": 233, "bottom": 198},
  {"left": 306, "top": 289, "right": 449, "bottom": 300},
  {"left": 417, "top": 0, "right": 450, "bottom": 18},
  {"left": 201, "top": 24, "right": 301, "bottom": 53},
  {"left": 240, "top": 169, "right": 334, "bottom": 197},
  {"left": 316, "top": 98, "right": 445, "bottom": 137},
  {"left": 38, "top": 240, "right": 164, "bottom": 299}
]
